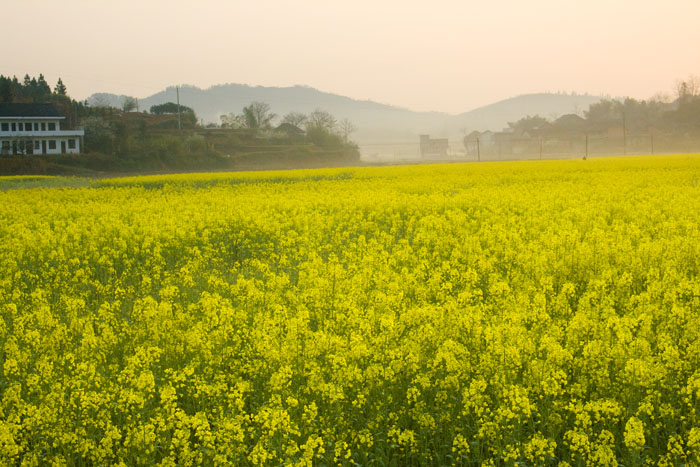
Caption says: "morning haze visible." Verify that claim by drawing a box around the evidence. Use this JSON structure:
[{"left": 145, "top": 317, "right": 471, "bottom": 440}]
[{"left": 3, "top": 0, "right": 700, "bottom": 114}]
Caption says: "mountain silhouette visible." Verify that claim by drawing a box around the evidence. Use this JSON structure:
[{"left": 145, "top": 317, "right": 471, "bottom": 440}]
[{"left": 88, "top": 84, "right": 603, "bottom": 144}]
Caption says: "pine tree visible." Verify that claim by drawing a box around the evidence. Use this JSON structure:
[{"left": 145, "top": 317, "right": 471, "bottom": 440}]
[
  {"left": 11, "top": 76, "right": 21, "bottom": 102},
  {"left": 54, "top": 78, "right": 67, "bottom": 96},
  {"left": 0, "top": 76, "right": 13, "bottom": 103},
  {"left": 37, "top": 74, "right": 51, "bottom": 101}
]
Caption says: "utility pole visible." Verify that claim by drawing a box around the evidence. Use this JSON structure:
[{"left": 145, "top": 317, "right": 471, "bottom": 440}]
[
  {"left": 585, "top": 134, "right": 588, "bottom": 159},
  {"left": 176, "top": 86, "right": 182, "bottom": 130},
  {"left": 539, "top": 137, "right": 543, "bottom": 160},
  {"left": 476, "top": 137, "right": 481, "bottom": 162},
  {"left": 622, "top": 111, "right": 627, "bottom": 155}
]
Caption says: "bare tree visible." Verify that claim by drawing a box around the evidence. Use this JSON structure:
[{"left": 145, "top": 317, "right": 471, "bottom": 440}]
[
  {"left": 220, "top": 113, "right": 246, "bottom": 129},
  {"left": 243, "top": 101, "right": 276, "bottom": 129},
  {"left": 339, "top": 118, "right": 357, "bottom": 143},
  {"left": 122, "top": 96, "right": 137, "bottom": 112},
  {"left": 90, "top": 95, "right": 110, "bottom": 108},
  {"left": 675, "top": 74, "right": 700, "bottom": 104},
  {"left": 688, "top": 75, "right": 700, "bottom": 96},
  {"left": 676, "top": 80, "right": 689, "bottom": 103},
  {"left": 307, "top": 108, "right": 337, "bottom": 132},
  {"left": 649, "top": 92, "right": 672, "bottom": 104},
  {"left": 281, "top": 112, "right": 307, "bottom": 129}
]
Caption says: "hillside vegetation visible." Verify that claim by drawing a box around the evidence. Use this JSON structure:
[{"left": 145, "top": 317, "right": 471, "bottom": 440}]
[{"left": 0, "top": 75, "right": 361, "bottom": 175}]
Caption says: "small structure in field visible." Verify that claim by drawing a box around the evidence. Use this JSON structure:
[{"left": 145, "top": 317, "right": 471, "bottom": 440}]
[
  {"left": 0, "top": 103, "right": 84, "bottom": 155},
  {"left": 419, "top": 134, "right": 448, "bottom": 158}
]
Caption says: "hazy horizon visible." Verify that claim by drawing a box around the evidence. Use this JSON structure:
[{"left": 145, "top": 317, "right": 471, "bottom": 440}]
[{"left": 2, "top": 0, "right": 700, "bottom": 114}]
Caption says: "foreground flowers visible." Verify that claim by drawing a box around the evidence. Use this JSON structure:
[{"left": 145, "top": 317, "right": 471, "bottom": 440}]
[{"left": 1, "top": 155, "right": 700, "bottom": 465}]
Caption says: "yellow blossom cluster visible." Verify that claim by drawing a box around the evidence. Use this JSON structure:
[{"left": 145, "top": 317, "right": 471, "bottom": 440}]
[{"left": 1, "top": 155, "right": 700, "bottom": 465}]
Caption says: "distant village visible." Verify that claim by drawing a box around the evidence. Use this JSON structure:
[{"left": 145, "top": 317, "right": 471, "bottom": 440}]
[
  {"left": 461, "top": 113, "right": 638, "bottom": 159},
  {"left": 419, "top": 84, "right": 700, "bottom": 159}
]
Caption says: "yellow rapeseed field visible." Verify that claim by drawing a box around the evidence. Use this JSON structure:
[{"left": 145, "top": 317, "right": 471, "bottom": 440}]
[{"left": 2, "top": 155, "right": 700, "bottom": 466}]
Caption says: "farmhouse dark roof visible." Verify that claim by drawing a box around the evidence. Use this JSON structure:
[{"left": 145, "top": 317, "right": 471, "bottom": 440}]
[
  {"left": 553, "top": 114, "right": 586, "bottom": 128},
  {"left": 0, "top": 103, "right": 63, "bottom": 118},
  {"left": 275, "top": 122, "right": 305, "bottom": 135}
]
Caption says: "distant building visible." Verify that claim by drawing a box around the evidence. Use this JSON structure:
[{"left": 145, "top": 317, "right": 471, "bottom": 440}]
[
  {"left": 463, "top": 130, "right": 495, "bottom": 156},
  {"left": 275, "top": 122, "right": 305, "bottom": 138},
  {"left": 0, "top": 103, "right": 84, "bottom": 155},
  {"left": 419, "top": 134, "right": 448, "bottom": 158},
  {"left": 551, "top": 114, "right": 587, "bottom": 136},
  {"left": 605, "top": 124, "right": 624, "bottom": 139}
]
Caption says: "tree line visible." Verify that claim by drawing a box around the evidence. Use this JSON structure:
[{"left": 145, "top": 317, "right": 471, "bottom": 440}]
[
  {"left": 219, "top": 102, "right": 356, "bottom": 147},
  {"left": 0, "top": 74, "right": 68, "bottom": 103},
  {"left": 506, "top": 74, "right": 700, "bottom": 136}
]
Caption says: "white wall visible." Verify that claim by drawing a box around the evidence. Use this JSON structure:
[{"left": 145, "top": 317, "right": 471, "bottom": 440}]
[
  {"left": 0, "top": 137, "right": 81, "bottom": 155},
  {"left": 44, "top": 137, "right": 80, "bottom": 155},
  {"left": 0, "top": 118, "right": 63, "bottom": 135}
]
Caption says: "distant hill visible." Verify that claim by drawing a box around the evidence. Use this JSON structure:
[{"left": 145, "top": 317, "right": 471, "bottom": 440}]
[
  {"left": 456, "top": 93, "right": 605, "bottom": 133},
  {"left": 87, "top": 85, "right": 604, "bottom": 144}
]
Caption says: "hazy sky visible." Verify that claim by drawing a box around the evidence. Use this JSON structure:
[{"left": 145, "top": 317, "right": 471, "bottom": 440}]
[{"left": 3, "top": 0, "right": 700, "bottom": 113}]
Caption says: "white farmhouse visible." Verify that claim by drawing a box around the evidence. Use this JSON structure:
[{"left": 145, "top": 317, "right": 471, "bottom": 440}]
[{"left": 0, "top": 103, "right": 84, "bottom": 155}]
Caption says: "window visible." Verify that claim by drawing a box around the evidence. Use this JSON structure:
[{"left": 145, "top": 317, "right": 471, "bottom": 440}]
[
  {"left": 48, "top": 140, "right": 56, "bottom": 150},
  {"left": 41, "top": 122, "right": 46, "bottom": 131},
  {"left": 1, "top": 141, "right": 9, "bottom": 152},
  {"left": 34, "top": 140, "right": 40, "bottom": 150},
  {"left": 11, "top": 123, "right": 16, "bottom": 131},
  {"left": 34, "top": 123, "right": 39, "bottom": 131},
  {"left": 68, "top": 139, "right": 76, "bottom": 149},
  {"left": 47, "top": 122, "right": 56, "bottom": 131},
  {"left": 1, "top": 123, "right": 7, "bottom": 131}
]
